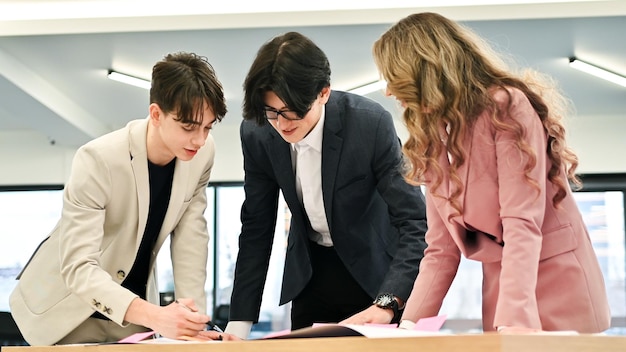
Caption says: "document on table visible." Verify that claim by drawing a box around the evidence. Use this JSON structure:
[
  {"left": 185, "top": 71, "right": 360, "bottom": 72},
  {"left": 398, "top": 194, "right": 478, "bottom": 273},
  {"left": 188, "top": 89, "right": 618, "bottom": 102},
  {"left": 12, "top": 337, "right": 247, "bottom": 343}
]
[
  {"left": 263, "top": 323, "right": 449, "bottom": 339},
  {"left": 118, "top": 331, "right": 221, "bottom": 344},
  {"left": 263, "top": 314, "right": 448, "bottom": 339},
  {"left": 138, "top": 337, "right": 222, "bottom": 344}
]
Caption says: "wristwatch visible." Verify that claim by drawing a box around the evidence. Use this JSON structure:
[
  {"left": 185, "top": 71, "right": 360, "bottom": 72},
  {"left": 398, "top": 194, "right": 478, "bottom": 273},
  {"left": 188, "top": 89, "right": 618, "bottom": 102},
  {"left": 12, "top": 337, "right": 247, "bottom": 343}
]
[{"left": 373, "top": 293, "right": 401, "bottom": 323}]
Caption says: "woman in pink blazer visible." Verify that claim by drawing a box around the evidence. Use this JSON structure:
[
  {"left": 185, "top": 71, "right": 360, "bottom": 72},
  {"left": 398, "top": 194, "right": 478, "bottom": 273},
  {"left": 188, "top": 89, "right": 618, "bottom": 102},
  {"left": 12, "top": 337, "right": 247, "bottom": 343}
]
[{"left": 372, "top": 12, "right": 611, "bottom": 333}]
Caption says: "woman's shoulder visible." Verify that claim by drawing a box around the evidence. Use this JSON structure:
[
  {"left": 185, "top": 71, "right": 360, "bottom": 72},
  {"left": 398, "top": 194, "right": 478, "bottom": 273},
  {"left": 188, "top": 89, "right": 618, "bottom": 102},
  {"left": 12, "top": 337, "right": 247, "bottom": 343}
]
[
  {"left": 490, "top": 85, "right": 528, "bottom": 106},
  {"left": 486, "top": 85, "right": 540, "bottom": 127}
]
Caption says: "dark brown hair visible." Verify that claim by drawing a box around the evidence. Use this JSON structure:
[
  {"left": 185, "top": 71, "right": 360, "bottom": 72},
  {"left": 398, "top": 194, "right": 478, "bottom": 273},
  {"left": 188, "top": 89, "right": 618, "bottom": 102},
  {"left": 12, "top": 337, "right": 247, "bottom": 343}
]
[{"left": 150, "top": 52, "right": 227, "bottom": 124}]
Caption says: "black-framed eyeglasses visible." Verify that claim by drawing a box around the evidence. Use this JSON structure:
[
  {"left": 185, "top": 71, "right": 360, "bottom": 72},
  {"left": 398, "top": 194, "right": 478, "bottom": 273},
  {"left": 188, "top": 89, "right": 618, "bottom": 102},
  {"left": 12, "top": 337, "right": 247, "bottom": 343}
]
[{"left": 264, "top": 107, "right": 305, "bottom": 121}]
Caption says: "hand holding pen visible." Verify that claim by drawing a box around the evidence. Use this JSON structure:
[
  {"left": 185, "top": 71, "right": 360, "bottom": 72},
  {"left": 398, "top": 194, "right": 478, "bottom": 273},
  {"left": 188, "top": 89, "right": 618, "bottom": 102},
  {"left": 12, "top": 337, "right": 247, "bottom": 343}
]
[{"left": 175, "top": 299, "right": 239, "bottom": 341}]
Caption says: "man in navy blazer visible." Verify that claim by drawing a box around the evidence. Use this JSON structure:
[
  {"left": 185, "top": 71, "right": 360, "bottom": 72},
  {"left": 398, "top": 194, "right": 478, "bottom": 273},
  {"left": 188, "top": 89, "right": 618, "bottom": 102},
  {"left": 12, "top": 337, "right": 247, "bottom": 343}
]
[{"left": 225, "top": 32, "right": 428, "bottom": 339}]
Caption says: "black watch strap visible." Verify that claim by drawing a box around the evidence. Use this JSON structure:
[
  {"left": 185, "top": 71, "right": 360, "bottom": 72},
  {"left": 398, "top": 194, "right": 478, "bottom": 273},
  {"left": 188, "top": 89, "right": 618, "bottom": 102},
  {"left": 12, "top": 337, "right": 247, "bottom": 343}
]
[{"left": 373, "top": 293, "right": 402, "bottom": 323}]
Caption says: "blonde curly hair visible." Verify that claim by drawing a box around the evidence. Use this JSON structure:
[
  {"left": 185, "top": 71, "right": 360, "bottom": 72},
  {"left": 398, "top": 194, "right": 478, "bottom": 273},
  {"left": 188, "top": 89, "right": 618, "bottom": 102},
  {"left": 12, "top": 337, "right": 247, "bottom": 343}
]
[{"left": 373, "top": 12, "right": 580, "bottom": 215}]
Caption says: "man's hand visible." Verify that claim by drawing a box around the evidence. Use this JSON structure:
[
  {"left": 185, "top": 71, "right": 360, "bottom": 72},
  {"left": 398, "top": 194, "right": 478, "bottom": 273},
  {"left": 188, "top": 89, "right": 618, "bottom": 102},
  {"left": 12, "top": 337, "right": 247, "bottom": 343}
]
[
  {"left": 185, "top": 331, "right": 242, "bottom": 341},
  {"left": 124, "top": 297, "right": 211, "bottom": 340},
  {"left": 338, "top": 305, "right": 394, "bottom": 325}
]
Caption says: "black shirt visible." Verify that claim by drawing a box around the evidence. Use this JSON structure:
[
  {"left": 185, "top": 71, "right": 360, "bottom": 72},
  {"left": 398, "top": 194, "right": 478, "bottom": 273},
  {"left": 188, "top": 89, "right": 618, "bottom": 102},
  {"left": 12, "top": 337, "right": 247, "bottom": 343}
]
[
  {"left": 91, "top": 158, "right": 176, "bottom": 320},
  {"left": 123, "top": 158, "right": 176, "bottom": 298}
]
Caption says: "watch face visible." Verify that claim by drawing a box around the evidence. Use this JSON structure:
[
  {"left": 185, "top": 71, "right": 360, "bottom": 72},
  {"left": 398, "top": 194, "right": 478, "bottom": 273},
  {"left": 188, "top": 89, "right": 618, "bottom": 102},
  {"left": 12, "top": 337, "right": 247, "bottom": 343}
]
[{"left": 375, "top": 293, "right": 395, "bottom": 308}]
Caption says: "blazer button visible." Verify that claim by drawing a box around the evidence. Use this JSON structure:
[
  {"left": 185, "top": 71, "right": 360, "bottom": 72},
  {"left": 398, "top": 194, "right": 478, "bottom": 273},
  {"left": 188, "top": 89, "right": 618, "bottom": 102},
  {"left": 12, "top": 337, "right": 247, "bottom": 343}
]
[
  {"left": 92, "top": 299, "right": 101, "bottom": 308},
  {"left": 103, "top": 307, "right": 113, "bottom": 315},
  {"left": 117, "top": 270, "right": 126, "bottom": 280}
]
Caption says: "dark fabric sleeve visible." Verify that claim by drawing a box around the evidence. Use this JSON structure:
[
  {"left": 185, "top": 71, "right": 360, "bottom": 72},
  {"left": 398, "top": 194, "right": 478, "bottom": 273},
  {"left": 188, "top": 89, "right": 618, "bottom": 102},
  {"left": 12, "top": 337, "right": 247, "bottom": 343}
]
[
  {"left": 228, "top": 121, "right": 280, "bottom": 322},
  {"left": 371, "top": 110, "right": 428, "bottom": 301}
]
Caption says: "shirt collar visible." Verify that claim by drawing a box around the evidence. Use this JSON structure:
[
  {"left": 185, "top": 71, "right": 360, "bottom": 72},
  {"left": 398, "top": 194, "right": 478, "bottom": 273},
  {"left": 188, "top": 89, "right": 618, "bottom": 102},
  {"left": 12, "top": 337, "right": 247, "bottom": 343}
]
[{"left": 293, "top": 105, "right": 325, "bottom": 153}]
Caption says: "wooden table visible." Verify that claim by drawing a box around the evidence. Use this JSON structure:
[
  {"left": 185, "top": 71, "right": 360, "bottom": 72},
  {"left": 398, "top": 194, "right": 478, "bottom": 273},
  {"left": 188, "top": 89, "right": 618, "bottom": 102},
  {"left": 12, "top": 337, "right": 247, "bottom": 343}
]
[{"left": 4, "top": 334, "right": 626, "bottom": 352}]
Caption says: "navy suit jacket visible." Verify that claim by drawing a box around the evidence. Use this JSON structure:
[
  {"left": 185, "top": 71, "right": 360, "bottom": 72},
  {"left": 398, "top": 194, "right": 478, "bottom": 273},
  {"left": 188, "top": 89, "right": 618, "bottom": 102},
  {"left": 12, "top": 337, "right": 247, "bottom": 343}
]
[{"left": 230, "top": 91, "right": 427, "bottom": 322}]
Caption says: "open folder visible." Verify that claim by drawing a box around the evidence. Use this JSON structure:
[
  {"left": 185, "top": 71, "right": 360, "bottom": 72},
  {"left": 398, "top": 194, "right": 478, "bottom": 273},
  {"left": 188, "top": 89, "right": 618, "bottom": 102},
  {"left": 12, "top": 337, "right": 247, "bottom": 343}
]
[
  {"left": 263, "top": 322, "right": 447, "bottom": 339},
  {"left": 119, "top": 316, "right": 448, "bottom": 342}
]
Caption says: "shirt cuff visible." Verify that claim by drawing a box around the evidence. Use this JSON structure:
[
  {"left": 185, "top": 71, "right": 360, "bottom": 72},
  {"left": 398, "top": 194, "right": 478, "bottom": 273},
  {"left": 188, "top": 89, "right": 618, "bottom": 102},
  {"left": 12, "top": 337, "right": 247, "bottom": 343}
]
[
  {"left": 225, "top": 320, "right": 253, "bottom": 339},
  {"left": 398, "top": 320, "right": 416, "bottom": 330}
]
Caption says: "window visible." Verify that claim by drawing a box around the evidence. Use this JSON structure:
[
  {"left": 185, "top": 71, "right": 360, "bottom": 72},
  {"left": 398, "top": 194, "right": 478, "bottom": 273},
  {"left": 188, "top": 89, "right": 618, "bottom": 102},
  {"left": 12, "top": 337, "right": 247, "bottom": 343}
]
[
  {"left": 155, "top": 187, "right": 216, "bottom": 314},
  {"left": 156, "top": 183, "right": 290, "bottom": 336},
  {"left": 438, "top": 175, "right": 626, "bottom": 334},
  {"left": 212, "top": 185, "right": 290, "bottom": 335},
  {"left": 574, "top": 191, "right": 625, "bottom": 322},
  {"left": 2, "top": 174, "right": 625, "bottom": 336},
  {"left": 439, "top": 191, "right": 626, "bottom": 332},
  {"left": 0, "top": 187, "right": 64, "bottom": 312}
]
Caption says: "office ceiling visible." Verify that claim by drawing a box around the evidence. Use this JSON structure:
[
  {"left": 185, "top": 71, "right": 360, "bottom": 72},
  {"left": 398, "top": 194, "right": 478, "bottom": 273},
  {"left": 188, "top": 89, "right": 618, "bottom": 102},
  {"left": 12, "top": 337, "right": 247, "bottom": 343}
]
[{"left": 1, "top": 1, "right": 625, "bottom": 147}]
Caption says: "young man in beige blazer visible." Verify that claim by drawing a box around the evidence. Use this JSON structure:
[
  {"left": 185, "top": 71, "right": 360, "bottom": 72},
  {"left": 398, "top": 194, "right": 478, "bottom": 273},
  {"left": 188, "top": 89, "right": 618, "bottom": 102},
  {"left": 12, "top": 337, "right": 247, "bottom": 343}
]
[{"left": 10, "top": 52, "right": 230, "bottom": 345}]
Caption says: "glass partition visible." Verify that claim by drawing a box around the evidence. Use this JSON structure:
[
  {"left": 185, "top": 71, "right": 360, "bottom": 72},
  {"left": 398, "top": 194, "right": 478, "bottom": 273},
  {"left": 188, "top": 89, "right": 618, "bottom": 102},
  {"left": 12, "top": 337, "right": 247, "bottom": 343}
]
[
  {"left": 2, "top": 175, "right": 625, "bottom": 336},
  {"left": 438, "top": 187, "right": 626, "bottom": 333},
  {"left": 0, "top": 187, "right": 63, "bottom": 312}
]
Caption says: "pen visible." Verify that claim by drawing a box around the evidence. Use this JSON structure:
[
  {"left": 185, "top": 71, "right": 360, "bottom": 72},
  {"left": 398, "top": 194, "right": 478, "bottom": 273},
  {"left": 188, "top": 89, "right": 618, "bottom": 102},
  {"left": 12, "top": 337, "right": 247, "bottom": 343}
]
[
  {"left": 206, "top": 320, "right": 225, "bottom": 333},
  {"left": 175, "top": 299, "right": 195, "bottom": 312},
  {"left": 175, "top": 300, "right": 224, "bottom": 333}
]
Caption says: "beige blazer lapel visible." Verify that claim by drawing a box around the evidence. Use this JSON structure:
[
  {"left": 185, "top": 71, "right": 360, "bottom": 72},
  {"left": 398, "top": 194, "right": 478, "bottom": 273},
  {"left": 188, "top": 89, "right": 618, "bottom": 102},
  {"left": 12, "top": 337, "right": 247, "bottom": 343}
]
[{"left": 128, "top": 118, "right": 150, "bottom": 248}]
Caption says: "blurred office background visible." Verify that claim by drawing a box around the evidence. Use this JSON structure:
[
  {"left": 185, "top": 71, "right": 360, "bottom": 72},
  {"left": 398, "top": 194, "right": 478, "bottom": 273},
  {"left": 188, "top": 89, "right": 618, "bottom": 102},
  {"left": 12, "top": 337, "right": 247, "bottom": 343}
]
[{"left": 1, "top": 0, "right": 626, "bottom": 343}]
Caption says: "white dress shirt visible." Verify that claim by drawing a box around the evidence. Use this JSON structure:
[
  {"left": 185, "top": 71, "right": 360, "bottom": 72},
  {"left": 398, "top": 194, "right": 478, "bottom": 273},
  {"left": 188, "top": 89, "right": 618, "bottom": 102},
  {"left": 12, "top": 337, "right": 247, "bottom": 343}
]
[
  {"left": 225, "top": 107, "right": 333, "bottom": 339},
  {"left": 292, "top": 106, "right": 333, "bottom": 247}
]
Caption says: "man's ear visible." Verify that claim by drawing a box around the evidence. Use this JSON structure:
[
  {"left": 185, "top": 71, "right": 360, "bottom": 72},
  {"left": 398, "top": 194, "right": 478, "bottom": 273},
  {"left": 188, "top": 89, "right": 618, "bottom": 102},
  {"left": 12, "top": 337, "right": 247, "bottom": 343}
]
[
  {"left": 148, "top": 103, "right": 161, "bottom": 126},
  {"left": 319, "top": 86, "right": 331, "bottom": 104}
]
